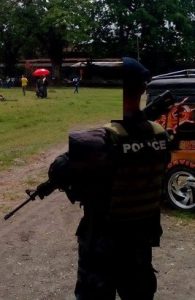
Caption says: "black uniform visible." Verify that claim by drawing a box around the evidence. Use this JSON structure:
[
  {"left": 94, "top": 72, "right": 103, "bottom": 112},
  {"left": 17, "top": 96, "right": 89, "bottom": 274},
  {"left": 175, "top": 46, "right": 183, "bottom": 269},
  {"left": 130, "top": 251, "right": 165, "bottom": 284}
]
[{"left": 47, "top": 111, "right": 170, "bottom": 300}]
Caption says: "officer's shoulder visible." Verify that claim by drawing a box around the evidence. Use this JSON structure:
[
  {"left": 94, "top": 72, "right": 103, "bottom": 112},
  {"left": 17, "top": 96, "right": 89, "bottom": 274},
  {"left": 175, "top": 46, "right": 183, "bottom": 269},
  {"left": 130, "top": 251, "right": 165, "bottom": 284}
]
[
  {"left": 104, "top": 122, "right": 128, "bottom": 136},
  {"left": 69, "top": 127, "right": 107, "bottom": 141},
  {"left": 69, "top": 127, "right": 108, "bottom": 153}
]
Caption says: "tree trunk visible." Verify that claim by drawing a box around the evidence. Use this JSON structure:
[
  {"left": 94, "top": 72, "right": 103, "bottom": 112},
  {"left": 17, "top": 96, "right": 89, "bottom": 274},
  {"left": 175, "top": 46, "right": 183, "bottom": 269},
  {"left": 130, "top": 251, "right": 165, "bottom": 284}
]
[{"left": 51, "top": 61, "right": 62, "bottom": 83}]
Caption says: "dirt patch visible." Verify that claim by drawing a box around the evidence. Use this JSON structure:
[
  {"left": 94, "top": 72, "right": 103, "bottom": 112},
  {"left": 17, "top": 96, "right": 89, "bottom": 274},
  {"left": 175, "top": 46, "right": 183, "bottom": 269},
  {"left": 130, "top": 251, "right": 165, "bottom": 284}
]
[
  {"left": 0, "top": 143, "right": 195, "bottom": 300},
  {"left": 0, "top": 143, "right": 67, "bottom": 208}
]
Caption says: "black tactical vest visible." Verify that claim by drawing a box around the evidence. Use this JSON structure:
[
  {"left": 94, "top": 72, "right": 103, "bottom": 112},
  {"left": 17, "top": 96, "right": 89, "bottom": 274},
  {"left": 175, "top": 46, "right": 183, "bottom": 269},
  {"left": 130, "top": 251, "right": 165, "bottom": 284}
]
[
  {"left": 68, "top": 116, "right": 170, "bottom": 245},
  {"left": 104, "top": 118, "right": 169, "bottom": 222}
]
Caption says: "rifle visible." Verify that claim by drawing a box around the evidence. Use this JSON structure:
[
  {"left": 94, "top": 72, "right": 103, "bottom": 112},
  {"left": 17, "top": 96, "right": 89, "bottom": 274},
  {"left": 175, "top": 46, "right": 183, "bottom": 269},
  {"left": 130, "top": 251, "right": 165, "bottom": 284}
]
[
  {"left": 4, "top": 180, "right": 55, "bottom": 220},
  {"left": 143, "top": 90, "right": 175, "bottom": 121}
]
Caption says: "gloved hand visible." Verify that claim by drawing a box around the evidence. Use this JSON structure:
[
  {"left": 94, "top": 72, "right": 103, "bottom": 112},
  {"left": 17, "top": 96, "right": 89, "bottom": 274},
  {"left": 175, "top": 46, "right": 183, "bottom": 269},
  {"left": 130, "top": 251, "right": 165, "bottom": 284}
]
[
  {"left": 48, "top": 153, "right": 70, "bottom": 190},
  {"left": 36, "top": 180, "right": 56, "bottom": 199}
]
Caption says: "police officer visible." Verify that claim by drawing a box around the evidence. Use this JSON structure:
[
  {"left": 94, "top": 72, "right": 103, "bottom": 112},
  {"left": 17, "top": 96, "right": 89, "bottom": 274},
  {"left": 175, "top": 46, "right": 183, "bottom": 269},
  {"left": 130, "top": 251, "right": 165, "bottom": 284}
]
[{"left": 37, "top": 57, "right": 170, "bottom": 300}]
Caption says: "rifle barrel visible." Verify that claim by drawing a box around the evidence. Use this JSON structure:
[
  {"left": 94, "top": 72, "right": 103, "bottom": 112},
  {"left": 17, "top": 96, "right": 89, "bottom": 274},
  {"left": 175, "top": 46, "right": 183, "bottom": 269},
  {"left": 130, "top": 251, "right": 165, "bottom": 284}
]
[{"left": 4, "top": 192, "right": 37, "bottom": 220}]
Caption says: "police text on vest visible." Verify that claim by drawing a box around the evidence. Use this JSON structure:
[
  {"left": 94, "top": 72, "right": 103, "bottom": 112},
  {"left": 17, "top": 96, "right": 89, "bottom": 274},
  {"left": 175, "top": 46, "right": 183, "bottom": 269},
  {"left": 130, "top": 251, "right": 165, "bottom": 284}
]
[{"left": 123, "top": 140, "right": 166, "bottom": 153}]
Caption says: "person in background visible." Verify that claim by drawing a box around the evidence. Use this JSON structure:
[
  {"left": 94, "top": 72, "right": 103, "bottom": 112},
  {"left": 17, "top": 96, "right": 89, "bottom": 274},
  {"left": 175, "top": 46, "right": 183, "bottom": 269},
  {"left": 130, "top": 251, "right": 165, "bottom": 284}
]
[
  {"left": 36, "top": 77, "right": 43, "bottom": 98},
  {"left": 42, "top": 76, "right": 48, "bottom": 98},
  {"left": 36, "top": 76, "right": 48, "bottom": 99},
  {"left": 72, "top": 76, "right": 80, "bottom": 93},
  {"left": 6, "top": 76, "right": 11, "bottom": 88},
  {"left": 21, "top": 75, "right": 28, "bottom": 96}
]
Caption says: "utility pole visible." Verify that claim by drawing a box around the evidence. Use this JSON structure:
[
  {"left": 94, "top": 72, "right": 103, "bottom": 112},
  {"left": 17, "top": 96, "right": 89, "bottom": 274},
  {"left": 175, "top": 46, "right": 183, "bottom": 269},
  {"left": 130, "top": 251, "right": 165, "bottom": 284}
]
[{"left": 136, "top": 35, "right": 140, "bottom": 62}]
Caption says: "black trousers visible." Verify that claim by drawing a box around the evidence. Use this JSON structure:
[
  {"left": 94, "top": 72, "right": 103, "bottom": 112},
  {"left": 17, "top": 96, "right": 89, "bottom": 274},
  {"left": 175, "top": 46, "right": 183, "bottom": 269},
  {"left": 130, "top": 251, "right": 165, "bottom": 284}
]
[{"left": 75, "top": 235, "right": 157, "bottom": 300}]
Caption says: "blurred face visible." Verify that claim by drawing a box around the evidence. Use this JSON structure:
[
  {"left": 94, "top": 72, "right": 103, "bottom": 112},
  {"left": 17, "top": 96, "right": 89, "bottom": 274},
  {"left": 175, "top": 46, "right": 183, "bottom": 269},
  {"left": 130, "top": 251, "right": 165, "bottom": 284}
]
[
  {"left": 123, "top": 82, "right": 146, "bottom": 115},
  {"left": 124, "top": 81, "right": 146, "bottom": 97}
]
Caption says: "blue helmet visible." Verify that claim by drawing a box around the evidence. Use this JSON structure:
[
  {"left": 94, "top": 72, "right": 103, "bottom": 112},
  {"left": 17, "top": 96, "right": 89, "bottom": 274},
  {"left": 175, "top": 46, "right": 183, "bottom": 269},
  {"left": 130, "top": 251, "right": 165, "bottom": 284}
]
[{"left": 123, "top": 57, "right": 151, "bottom": 84}]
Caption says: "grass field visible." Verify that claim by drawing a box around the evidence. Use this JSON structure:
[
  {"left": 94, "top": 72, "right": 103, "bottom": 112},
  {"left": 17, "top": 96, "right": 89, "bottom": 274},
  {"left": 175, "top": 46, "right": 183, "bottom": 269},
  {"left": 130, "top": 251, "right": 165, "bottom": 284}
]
[{"left": 0, "top": 86, "right": 123, "bottom": 170}]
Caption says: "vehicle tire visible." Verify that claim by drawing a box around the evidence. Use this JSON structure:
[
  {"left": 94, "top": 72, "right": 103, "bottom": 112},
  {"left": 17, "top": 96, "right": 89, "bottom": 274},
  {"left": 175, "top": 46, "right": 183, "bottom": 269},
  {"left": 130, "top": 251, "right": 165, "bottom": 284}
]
[{"left": 165, "top": 165, "right": 195, "bottom": 212}]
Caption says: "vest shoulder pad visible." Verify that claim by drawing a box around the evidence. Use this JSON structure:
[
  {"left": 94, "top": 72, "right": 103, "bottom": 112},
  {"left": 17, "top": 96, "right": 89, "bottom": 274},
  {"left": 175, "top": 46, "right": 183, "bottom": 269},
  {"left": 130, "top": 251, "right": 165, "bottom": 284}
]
[
  {"left": 104, "top": 122, "right": 128, "bottom": 136},
  {"left": 148, "top": 121, "right": 166, "bottom": 135},
  {"left": 104, "top": 121, "right": 166, "bottom": 136},
  {"left": 69, "top": 128, "right": 107, "bottom": 159}
]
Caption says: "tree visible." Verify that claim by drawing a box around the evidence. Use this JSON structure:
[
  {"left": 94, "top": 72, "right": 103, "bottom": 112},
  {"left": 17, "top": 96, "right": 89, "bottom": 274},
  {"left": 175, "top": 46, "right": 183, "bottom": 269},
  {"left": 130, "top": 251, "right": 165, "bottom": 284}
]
[
  {"left": 0, "top": 0, "right": 195, "bottom": 77},
  {"left": 0, "top": 0, "right": 92, "bottom": 78},
  {"left": 136, "top": 0, "right": 194, "bottom": 72},
  {"left": 0, "top": 0, "right": 44, "bottom": 76},
  {"left": 32, "top": 0, "right": 92, "bottom": 79},
  {"left": 87, "top": 0, "right": 195, "bottom": 72}
]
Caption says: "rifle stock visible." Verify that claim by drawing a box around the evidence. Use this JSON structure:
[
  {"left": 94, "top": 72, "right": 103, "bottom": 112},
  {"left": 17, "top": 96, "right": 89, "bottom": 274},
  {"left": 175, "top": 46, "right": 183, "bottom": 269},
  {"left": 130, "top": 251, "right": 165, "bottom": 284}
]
[{"left": 144, "top": 90, "right": 175, "bottom": 121}]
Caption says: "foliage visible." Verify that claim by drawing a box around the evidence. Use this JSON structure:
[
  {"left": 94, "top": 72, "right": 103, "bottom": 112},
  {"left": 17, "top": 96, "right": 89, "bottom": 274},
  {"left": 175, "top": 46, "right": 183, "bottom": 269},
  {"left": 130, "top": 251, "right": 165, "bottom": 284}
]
[
  {"left": 0, "top": 0, "right": 92, "bottom": 77},
  {"left": 86, "top": 0, "right": 195, "bottom": 73},
  {"left": 34, "top": 0, "right": 92, "bottom": 78},
  {"left": 1, "top": 0, "right": 195, "bottom": 75},
  {"left": 0, "top": 0, "right": 45, "bottom": 75}
]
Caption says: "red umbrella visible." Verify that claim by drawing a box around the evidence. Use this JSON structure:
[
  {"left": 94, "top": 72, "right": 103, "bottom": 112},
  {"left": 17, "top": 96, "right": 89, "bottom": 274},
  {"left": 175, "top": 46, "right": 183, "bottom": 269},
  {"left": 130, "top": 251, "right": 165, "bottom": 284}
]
[{"left": 32, "top": 68, "right": 50, "bottom": 76}]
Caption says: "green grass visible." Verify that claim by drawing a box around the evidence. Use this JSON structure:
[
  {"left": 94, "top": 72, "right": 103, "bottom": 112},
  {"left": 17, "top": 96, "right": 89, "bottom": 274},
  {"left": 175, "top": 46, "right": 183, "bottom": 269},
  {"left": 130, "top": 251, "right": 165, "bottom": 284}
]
[
  {"left": 0, "top": 87, "right": 122, "bottom": 170},
  {"left": 170, "top": 210, "right": 195, "bottom": 220},
  {"left": 162, "top": 206, "right": 195, "bottom": 220}
]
